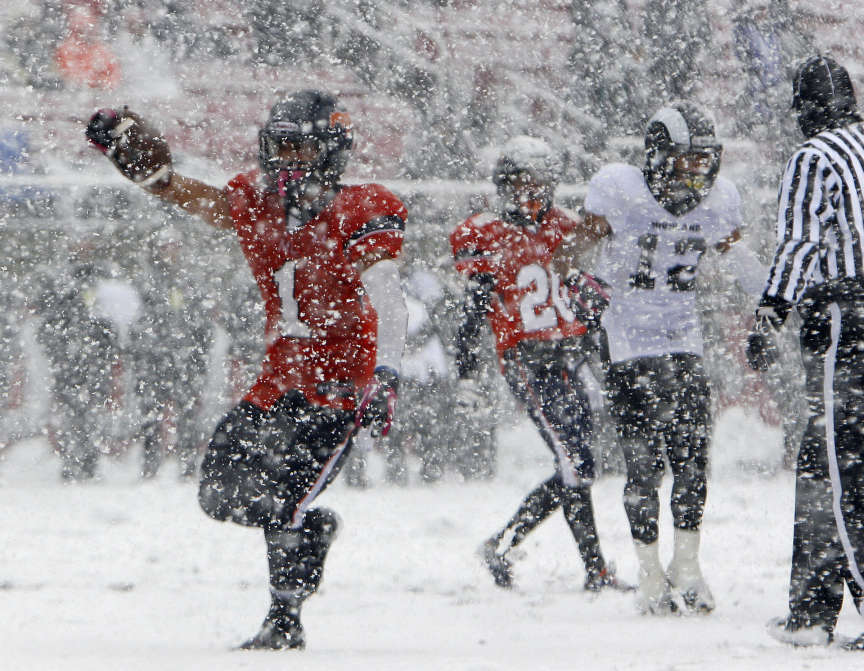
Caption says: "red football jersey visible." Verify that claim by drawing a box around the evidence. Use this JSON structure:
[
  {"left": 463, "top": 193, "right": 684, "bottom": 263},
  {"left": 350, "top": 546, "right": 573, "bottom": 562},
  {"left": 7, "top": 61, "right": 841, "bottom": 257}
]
[
  {"left": 451, "top": 207, "right": 587, "bottom": 357},
  {"left": 226, "top": 172, "right": 406, "bottom": 411}
]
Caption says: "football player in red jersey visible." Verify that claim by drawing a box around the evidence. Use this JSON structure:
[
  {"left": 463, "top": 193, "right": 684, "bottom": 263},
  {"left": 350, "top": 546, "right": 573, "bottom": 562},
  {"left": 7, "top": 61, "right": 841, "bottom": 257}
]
[
  {"left": 86, "top": 91, "right": 408, "bottom": 650},
  {"left": 451, "top": 136, "right": 624, "bottom": 592}
]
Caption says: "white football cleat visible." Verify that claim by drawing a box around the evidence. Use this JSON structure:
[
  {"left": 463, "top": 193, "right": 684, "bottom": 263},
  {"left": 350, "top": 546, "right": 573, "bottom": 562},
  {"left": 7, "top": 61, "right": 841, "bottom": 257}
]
[
  {"left": 666, "top": 528, "right": 715, "bottom": 613},
  {"left": 634, "top": 540, "right": 677, "bottom": 615}
]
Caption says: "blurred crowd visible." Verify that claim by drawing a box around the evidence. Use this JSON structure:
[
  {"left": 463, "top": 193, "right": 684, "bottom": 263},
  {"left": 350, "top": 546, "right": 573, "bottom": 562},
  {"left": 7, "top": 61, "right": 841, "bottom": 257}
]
[
  {"left": 0, "top": 217, "right": 263, "bottom": 481},
  {"left": 0, "top": 0, "right": 834, "bottom": 482}
]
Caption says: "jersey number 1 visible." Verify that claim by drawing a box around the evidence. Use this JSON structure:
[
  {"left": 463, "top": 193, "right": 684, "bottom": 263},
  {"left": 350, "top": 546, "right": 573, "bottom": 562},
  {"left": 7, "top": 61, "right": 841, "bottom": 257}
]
[{"left": 274, "top": 261, "right": 312, "bottom": 337}]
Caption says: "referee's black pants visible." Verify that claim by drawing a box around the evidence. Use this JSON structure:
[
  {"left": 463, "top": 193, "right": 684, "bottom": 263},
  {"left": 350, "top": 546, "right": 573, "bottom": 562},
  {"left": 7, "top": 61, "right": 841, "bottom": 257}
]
[{"left": 790, "top": 288, "right": 864, "bottom": 632}]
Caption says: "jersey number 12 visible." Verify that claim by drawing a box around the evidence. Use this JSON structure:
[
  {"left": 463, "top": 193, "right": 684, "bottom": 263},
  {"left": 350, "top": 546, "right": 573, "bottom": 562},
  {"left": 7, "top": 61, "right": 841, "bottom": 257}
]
[{"left": 629, "top": 234, "right": 707, "bottom": 292}]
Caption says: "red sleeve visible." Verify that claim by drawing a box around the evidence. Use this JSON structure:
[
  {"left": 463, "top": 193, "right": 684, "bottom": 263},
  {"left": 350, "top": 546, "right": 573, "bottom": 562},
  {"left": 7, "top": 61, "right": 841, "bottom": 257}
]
[
  {"left": 451, "top": 214, "right": 498, "bottom": 277},
  {"left": 340, "top": 184, "right": 407, "bottom": 264}
]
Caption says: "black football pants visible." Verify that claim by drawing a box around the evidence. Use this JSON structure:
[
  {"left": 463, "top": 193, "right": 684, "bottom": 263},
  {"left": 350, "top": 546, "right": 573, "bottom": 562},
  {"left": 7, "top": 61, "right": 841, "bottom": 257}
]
[
  {"left": 198, "top": 391, "right": 356, "bottom": 532},
  {"left": 500, "top": 339, "right": 596, "bottom": 486},
  {"left": 787, "top": 290, "right": 864, "bottom": 633},
  {"left": 606, "top": 353, "right": 711, "bottom": 545},
  {"left": 494, "top": 339, "right": 607, "bottom": 579}
]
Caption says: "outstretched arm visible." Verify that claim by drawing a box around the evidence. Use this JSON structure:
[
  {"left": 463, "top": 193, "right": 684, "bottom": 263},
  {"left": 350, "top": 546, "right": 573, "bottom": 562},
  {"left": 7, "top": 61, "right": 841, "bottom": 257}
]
[
  {"left": 86, "top": 107, "right": 233, "bottom": 230},
  {"left": 154, "top": 174, "right": 233, "bottom": 230}
]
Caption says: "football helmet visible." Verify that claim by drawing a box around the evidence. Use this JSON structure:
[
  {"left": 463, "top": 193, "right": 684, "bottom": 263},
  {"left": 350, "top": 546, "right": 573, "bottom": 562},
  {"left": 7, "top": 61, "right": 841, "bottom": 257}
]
[
  {"left": 792, "top": 55, "right": 861, "bottom": 138},
  {"left": 493, "top": 135, "right": 562, "bottom": 226},
  {"left": 258, "top": 90, "right": 353, "bottom": 219},
  {"left": 643, "top": 102, "right": 722, "bottom": 216}
]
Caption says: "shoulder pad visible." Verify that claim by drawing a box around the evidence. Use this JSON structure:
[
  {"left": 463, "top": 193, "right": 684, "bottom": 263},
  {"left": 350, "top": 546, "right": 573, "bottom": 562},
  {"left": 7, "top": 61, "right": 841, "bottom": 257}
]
[
  {"left": 555, "top": 206, "right": 581, "bottom": 222},
  {"left": 467, "top": 211, "right": 498, "bottom": 228},
  {"left": 338, "top": 184, "right": 406, "bottom": 262},
  {"left": 594, "top": 162, "right": 641, "bottom": 183}
]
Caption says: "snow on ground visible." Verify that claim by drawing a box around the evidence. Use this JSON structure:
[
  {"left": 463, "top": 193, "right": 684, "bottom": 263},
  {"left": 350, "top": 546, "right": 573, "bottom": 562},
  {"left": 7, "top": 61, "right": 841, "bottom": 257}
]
[{"left": 2, "top": 409, "right": 863, "bottom": 671}]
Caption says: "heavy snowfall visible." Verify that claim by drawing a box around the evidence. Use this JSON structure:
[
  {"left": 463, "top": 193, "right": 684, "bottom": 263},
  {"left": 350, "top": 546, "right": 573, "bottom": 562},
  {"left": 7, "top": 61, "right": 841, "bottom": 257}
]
[{"left": 2, "top": 0, "right": 864, "bottom": 669}]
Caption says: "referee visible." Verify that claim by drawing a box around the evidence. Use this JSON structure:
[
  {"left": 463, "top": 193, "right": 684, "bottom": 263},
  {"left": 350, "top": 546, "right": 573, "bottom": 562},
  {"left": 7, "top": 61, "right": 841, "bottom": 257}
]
[{"left": 747, "top": 55, "right": 864, "bottom": 649}]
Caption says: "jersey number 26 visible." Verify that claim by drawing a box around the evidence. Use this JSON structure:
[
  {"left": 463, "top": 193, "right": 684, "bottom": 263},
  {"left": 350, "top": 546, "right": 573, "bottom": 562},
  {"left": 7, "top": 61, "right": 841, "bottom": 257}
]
[{"left": 517, "top": 263, "right": 576, "bottom": 332}]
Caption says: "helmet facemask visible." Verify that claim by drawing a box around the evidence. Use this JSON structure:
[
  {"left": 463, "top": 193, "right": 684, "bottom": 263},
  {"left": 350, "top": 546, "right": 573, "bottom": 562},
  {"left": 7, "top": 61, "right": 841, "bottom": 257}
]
[
  {"left": 493, "top": 136, "right": 561, "bottom": 226},
  {"left": 644, "top": 104, "right": 722, "bottom": 216},
  {"left": 657, "top": 146, "right": 722, "bottom": 216},
  {"left": 495, "top": 167, "right": 554, "bottom": 226},
  {"left": 258, "top": 91, "right": 353, "bottom": 223},
  {"left": 259, "top": 132, "right": 327, "bottom": 217}
]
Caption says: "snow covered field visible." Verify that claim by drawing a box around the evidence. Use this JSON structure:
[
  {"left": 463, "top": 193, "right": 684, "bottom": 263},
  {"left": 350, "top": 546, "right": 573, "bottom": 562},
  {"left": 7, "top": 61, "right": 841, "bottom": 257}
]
[{"left": 2, "top": 408, "right": 863, "bottom": 671}]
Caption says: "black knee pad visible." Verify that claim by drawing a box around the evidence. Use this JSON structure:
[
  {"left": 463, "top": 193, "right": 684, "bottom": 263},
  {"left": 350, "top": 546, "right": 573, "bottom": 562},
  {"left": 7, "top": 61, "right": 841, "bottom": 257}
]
[{"left": 302, "top": 507, "right": 341, "bottom": 543}]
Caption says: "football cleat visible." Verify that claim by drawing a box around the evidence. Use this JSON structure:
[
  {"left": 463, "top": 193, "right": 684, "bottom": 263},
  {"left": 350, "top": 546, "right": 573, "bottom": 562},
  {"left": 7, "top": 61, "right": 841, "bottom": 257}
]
[
  {"left": 238, "top": 605, "right": 305, "bottom": 651},
  {"left": 635, "top": 577, "right": 678, "bottom": 616},
  {"left": 479, "top": 538, "right": 513, "bottom": 589},
  {"left": 835, "top": 633, "right": 864, "bottom": 651},
  {"left": 666, "top": 528, "right": 714, "bottom": 613},
  {"left": 666, "top": 565, "right": 715, "bottom": 613},
  {"left": 766, "top": 615, "right": 832, "bottom": 647},
  {"left": 583, "top": 563, "right": 636, "bottom": 593}
]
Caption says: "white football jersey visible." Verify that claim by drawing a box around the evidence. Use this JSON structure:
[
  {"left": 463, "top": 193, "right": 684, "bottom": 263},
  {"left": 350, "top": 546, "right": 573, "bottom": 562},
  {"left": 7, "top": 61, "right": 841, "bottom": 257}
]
[{"left": 584, "top": 163, "right": 741, "bottom": 363}]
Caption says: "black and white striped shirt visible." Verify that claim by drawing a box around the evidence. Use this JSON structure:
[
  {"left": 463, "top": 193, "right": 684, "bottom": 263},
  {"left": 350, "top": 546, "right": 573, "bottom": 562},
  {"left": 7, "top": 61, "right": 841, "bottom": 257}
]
[{"left": 765, "top": 121, "right": 864, "bottom": 303}]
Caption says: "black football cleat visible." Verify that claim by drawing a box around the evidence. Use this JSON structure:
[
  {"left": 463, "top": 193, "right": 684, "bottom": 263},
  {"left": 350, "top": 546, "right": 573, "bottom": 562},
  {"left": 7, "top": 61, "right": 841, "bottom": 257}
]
[
  {"left": 584, "top": 563, "right": 636, "bottom": 593},
  {"left": 836, "top": 633, "right": 864, "bottom": 651},
  {"left": 238, "top": 606, "right": 305, "bottom": 651},
  {"left": 479, "top": 538, "right": 513, "bottom": 589}
]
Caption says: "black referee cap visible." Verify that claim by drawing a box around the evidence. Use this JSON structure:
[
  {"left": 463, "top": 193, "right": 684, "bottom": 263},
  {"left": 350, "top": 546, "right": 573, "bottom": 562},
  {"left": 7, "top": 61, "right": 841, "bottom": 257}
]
[
  {"left": 792, "top": 55, "right": 860, "bottom": 136},
  {"left": 792, "top": 55, "right": 856, "bottom": 111}
]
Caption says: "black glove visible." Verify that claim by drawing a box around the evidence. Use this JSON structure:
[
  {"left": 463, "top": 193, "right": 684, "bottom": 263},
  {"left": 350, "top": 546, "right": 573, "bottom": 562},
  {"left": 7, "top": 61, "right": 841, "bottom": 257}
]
[
  {"left": 86, "top": 107, "right": 173, "bottom": 189},
  {"left": 745, "top": 295, "right": 792, "bottom": 371},
  {"left": 565, "top": 270, "right": 611, "bottom": 328},
  {"left": 746, "top": 325, "right": 779, "bottom": 371},
  {"left": 355, "top": 366, "right": 399, "bottom": 437}
]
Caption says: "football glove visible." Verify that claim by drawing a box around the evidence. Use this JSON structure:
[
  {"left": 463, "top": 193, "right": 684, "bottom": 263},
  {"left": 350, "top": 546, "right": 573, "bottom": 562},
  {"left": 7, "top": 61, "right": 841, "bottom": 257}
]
[
  {"left": 745, "top": 295, "right": 791, "bottom": 371},
  {"left": 565, "top": 270, "right": 611, "bottom": 328},
  {"left": 85, "top": 107, "right": 173, "bottom": 189},
  {"left": 355, "top": 366, "right": 399, "bottom": 437}
]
